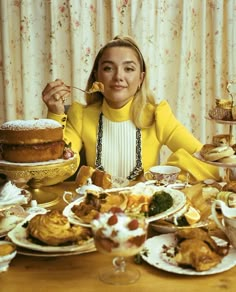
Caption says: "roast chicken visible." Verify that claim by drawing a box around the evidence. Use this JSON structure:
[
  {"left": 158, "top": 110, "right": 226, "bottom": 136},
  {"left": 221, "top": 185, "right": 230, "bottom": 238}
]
[{"left": 174, "top": 228, "right": 229, "bottom": 271}]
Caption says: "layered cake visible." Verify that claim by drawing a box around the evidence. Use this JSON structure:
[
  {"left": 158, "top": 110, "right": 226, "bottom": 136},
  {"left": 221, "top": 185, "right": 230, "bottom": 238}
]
[{"left": 0, "top": 119, "right": 65, "bottom": 163}]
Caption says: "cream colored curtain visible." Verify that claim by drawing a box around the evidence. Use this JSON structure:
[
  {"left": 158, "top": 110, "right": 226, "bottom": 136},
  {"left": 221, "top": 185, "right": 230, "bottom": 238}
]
[{"left": 1, "top": 0, "right": 236, "bottom": 161}]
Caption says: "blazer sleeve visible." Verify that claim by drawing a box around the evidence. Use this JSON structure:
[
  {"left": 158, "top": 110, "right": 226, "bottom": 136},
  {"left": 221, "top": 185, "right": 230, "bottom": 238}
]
[{"left": 155, "top": 100, "right": 220, "bottom": 182}]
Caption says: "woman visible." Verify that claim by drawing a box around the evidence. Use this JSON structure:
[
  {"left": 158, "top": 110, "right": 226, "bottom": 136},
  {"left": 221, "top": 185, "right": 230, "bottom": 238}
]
[{"left": 42, "top": 35, "right": 219, "bottom": 183}]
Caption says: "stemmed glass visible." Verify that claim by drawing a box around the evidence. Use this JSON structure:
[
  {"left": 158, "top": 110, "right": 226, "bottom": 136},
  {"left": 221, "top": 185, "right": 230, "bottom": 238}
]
[{"left": 91, "top": 208, "right": 147, "bottom": 285}]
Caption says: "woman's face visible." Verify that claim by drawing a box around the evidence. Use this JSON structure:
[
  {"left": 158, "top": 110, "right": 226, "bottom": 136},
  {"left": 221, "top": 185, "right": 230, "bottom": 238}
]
[{"left": 96, "top": 47, "right": 145, "bottom": 109}]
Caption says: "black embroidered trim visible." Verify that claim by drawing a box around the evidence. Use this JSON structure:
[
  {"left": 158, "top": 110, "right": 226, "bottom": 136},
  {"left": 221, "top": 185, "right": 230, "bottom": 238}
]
[{"left": 95, "top": 113, "right": 143, "bottom": 180}]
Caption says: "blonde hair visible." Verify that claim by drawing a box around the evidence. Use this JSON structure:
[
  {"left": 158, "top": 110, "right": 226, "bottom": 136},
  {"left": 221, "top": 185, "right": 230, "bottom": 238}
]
[{"left": 85, "top": 35, "right": 156, "bottom": 128}]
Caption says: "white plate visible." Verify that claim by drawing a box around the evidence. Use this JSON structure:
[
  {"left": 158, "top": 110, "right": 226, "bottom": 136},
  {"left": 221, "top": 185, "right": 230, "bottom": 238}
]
[
  {"left": 16, "top": 244, "right": 96, "bottom": 257},
  {"left": 150, "top": 220, "right": 209, "bottom": 234},
  {"left": 63, "top": 186, "right": 186, "bottom": 227},
  {"left": 7, "top": 216, "right": 94, "bottom": 253},
  {"left": 141, "top": 234, "right": 236, "bottom": 275}
]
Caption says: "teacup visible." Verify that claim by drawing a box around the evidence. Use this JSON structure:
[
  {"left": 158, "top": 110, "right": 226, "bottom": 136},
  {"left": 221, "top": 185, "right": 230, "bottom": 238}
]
[
  {"left": 211, "top": 200, "right": 236, "bottom": 248},
  {"left": 144, "top": 165, "right": 181, "bottom": 184}
]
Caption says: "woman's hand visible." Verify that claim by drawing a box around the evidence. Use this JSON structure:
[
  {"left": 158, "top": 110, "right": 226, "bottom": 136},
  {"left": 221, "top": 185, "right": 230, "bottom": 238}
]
[{"left": 42, "top": 79, "right": 71, "bottom": 114}]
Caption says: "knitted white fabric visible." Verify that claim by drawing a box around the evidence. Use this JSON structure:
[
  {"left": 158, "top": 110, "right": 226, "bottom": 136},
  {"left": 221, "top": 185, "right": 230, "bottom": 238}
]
[{"left": 101, "top": 116, "right": 136, "bottom": 178}]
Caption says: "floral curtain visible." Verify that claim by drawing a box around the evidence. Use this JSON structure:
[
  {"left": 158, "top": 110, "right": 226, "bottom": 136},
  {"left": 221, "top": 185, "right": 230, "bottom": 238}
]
[{"left": 0, "top": 0, "right": 236, "bottom": 161}]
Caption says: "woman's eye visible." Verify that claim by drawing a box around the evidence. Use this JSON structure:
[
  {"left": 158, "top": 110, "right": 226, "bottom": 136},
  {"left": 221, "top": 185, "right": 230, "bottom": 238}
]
[
  {"left": 125, "top": 67, "right": 135, "bottom": 72},
  {"left": 103, "top": 66, "right": 113, "bottom": 72}
]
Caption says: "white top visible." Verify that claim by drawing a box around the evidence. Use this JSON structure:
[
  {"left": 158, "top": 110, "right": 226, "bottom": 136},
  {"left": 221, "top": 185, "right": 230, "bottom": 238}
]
[{"left": 101, "top": 116, "right": 136, "bottom": 178}]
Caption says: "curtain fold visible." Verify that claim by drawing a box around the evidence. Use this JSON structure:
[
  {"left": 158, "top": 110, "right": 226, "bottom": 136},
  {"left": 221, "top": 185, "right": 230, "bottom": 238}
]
[{"left": 0, "top": 0, "right": 236, "bottom": 161}]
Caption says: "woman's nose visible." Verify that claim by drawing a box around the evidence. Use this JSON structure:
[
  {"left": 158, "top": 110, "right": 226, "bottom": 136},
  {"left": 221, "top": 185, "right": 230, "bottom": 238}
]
[{"left": 113, "top": 68, "right": 124, "bottom": 81}]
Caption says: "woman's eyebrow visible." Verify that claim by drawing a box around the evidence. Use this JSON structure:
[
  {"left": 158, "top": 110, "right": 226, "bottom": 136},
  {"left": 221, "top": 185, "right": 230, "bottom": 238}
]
[{"left": 101, "top": 60, "right": 138, "bottom": 66}]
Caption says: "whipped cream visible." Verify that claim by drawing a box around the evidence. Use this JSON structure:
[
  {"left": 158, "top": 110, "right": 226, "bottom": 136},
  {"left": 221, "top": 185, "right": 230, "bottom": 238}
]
[
  {"left": 0, "top": 181, "right": 28, "bottom": 205},
  {"left": 91, "top": 211, "right": 147, "bottom": 256}
]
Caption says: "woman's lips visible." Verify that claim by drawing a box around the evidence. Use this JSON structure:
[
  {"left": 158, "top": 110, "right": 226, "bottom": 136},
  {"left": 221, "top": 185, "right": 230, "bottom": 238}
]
[{"left": 111, "top": 85, "right": 126, "bottom": 90}]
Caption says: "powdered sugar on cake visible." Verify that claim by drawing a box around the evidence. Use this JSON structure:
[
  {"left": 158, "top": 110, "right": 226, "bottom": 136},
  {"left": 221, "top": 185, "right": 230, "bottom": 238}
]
[{"left": 0, "top": 119, "right": 62, "bottom": 130}]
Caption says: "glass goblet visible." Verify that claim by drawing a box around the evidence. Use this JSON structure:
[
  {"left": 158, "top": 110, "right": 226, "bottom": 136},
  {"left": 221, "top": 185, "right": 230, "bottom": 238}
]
[{"left": 91, "top": 209, "right": 147, "bottom": 285}]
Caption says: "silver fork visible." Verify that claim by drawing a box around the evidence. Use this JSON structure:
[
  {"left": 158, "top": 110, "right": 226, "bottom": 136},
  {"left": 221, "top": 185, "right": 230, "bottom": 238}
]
[{"left": 67, "top": 85, "right": 91, "bottom": 94}]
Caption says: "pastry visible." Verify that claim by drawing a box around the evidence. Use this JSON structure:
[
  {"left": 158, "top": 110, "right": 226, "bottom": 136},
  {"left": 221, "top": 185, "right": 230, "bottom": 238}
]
[
  {"left": 218, "top": 155, "right": 236, "bottom": 163},
  {"left": 212, "top": 134, "right": 234, "bottom": 146},
  {"left": 91, "top": 169, "right": 112, "bottom": 189},
  {"left": 75, "top": 166, "right": 112, "bottom": 189},
  {"left": 75, "top": 165, "right": 95, "bottom": 187},
  {"left": 27, "top": 210, "right": 91, "bottom": 246},
  {"left": 201, "top": 145, "right": 234, "bottom": 161},
  {"left": 0, "top": 119, "right": 65, "bottom": 163}
]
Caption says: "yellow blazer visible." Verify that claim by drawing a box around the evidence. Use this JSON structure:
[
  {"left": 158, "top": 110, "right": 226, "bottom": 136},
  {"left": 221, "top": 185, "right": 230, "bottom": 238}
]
[{"left": 48, "top": 99, "right": 219, "bottom": 183}]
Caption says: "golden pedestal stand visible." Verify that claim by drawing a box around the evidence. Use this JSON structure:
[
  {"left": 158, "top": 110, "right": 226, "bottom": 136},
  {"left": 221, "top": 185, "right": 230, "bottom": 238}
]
[{"left": 0, "top": 155, "right": 78, "bottom": 208}]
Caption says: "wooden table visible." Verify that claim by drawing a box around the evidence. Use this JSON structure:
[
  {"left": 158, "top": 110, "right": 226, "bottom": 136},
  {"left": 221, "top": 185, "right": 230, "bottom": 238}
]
[{"left": 1, "top": 182, "right": 236, "bottom": 292}]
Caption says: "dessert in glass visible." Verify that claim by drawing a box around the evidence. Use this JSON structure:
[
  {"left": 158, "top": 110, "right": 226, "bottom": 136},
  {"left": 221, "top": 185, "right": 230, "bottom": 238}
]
[{"left": 91, "top": 207, "right": 147, "bottom": 285}]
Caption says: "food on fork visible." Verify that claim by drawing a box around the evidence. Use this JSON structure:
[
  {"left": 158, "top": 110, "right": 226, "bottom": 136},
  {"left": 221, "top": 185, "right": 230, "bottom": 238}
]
[
  {"left": 0, "top": 119, "right": 65, "bottom": 163},
  {"left": 88, "top": 81, "right": 104, "bottom": 93},
  {"left": 27, "top": 210, "right": 91, "bottom": 246}
]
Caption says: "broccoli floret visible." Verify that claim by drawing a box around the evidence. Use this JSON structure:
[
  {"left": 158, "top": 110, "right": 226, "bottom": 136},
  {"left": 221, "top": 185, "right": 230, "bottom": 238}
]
[{"left": 148, "top": 191, "right": 173, "bottom": 216}]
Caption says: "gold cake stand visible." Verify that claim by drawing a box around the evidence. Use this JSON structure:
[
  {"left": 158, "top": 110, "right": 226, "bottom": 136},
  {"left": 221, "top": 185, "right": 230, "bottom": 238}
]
[{"left": 0, "top": 155, "right": 78, "bottom": 208}]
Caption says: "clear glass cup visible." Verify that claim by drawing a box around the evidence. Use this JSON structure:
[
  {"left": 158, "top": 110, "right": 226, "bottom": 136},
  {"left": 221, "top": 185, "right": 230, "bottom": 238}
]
[{"left": 91, "top": 209, "right": 147, "bottom": 285}]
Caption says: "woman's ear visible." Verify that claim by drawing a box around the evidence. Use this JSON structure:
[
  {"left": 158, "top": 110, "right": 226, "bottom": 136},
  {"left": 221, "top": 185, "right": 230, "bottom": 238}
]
[{"left": 140, "top": 71, "right": 145, "bottom": 85}]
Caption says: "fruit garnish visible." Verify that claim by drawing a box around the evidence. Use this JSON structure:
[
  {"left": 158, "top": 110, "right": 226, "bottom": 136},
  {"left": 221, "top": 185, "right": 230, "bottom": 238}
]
[
  {"left": 109, "top": 207, "right": 123, "bottom": 214},
  {"left": 128, "top": 219, "right": 139, "bottom": 230},
  {"left": 107, "top": 214, "right": 118, "bottom": 225},
  {"left": 184, "top": 206, "right": 200, "bottom": 225}
]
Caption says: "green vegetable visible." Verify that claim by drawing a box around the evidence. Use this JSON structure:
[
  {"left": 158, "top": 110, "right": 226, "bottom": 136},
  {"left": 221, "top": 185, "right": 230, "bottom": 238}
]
[
  {"left": 148, "top": 191, "right": 173, "bottom": 216},
  {"left": 176, "top": 215, "right": 189, "bottom": 226}
]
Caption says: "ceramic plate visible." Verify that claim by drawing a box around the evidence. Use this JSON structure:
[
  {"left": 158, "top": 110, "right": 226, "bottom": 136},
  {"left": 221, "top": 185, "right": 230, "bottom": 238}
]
[
  {"left": 150, "top": 219, "right": 209, "bottom": 234},
  {"left": 7, "top": 216, "right": 94, "bottom": 253},
  {"left": 63, "top": 186, "right": 186, "bottom": 227},
  {"left": 16, "top": 244, "right": 96, "bottom": 257},
  {"left": 141, "top": 234, "right": 236, "bottom": 275}
]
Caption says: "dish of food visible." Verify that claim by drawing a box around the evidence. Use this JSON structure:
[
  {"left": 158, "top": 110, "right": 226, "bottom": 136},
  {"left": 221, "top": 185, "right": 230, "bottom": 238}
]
[
  {"left": 150, "top": 219, "right": 209, "bottom": 234},
  {"left": 205, "top": 117, "right": 236, "bottom": 125},
  {"left": 194, "top": 152, "right": 236, "bottom": 167},
  {"left": 16, "top": 243, "right": 96, "bottom": 257},
  {"left": 63, "top": 186, "right": 186, "bottom": 227},
  {"left": 8, "top": 216, "right": 94, "bottom": 253},
  {"left": 141, "top": 234, "right": 236, "bottom": 275}
]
